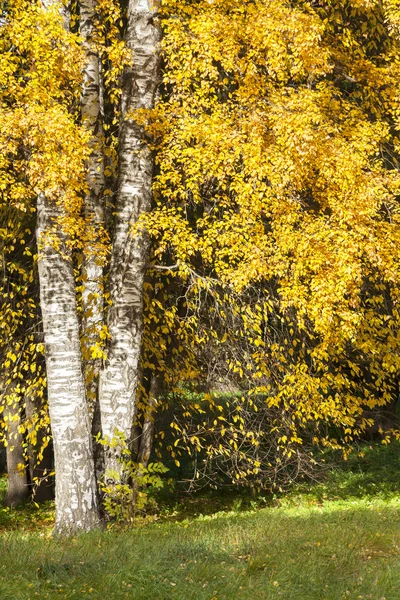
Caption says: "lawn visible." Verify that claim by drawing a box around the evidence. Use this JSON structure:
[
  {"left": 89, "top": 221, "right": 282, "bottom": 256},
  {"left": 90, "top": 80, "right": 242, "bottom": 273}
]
[{"left": 1, "top": 444, "right": 400, "bottom": 600}]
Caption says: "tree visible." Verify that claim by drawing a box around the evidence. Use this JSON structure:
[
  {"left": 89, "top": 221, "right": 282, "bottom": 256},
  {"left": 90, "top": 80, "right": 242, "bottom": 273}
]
[
  {"left": 139, "top": 0, "right": 400, "bottom": 483},
  {"left": 0, "top": 0, "right": 101, "bottom": 533},
  {"left": 4, "top": 394, "right": 29, "bottom": 507},
  {"left": 2, "top": 0, "right": 400, "bottom": 531},
  {"left": 0, "top": 0, "right": 163, "bottom": 530},
  {"left": 37, "top": 1, "right": 100, "bottom": 534},
  {"left": 98, "top": 0, "right": 161, "bottom": 482},
  {"left": 80, "top": 0, "right": 106, "bottom": 414}
]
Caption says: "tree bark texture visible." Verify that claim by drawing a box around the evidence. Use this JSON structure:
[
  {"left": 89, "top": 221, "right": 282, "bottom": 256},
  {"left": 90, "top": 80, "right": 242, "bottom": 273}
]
[
  {"left": 37, "top": 194, "right": 100, "bottom": 534},
  {"left": 4, "top": 400, "right": 29, "bottom": 507},
  {"left": 137, "top": 372, "right": 161, "bottom": 466},
  {"left": 80, "top": 0, "right": 106, "bottom": 415},
  {"left": 0, "top": 443, "right": 6, "bottom": 475},
  {"left": 98, "top": 0, "right": 161, "bottom": 480},
  {"left": 36, "top": 0, "right": 100, "bottom": 535},
  {"left": 25, "top": 396, "right": 54, "bottom": 503}
]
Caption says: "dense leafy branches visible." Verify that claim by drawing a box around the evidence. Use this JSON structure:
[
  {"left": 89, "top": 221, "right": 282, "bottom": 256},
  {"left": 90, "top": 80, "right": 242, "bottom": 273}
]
[
  {"left": 2, "top": 0, "right": 400, "bottom": 522},
  {"left": 138, "top": 0, "right": 400, "bottom": 483}
]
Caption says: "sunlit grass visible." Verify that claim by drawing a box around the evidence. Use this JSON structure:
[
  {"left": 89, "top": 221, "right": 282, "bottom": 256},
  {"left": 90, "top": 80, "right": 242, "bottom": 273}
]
[
  {"left": 1, "top": 497, "right": 400, "bottom": 599},
  {"left": 1, "top": 442, "right": 400, "bottom": 599}
]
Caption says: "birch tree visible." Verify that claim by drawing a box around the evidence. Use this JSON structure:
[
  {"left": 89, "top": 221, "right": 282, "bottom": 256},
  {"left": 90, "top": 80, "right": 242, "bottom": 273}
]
[
  {"left": 36, "top": 0, "right": 100, "bottom": 534},
  {"left": 98, "top": 0, "right": 161, "bottom": 480},
  {"left": 80, "top": 0, "right": 106, "bottom": 414},
  {"left": 140, "top": 0, "right": 400, "bottom": 485}
]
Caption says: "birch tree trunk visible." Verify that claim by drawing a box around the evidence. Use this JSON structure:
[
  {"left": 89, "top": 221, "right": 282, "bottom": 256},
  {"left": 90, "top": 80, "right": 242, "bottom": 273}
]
[
  {"left": 98, "top": 0, "right": 161, "bottom": 481},
  {"left": 4, "top": 400, "right": 29, "bottom": 507},
  {"left": 80, "top": 0, "right": 105, "bottom": 417},
  {"left": 37, "top": 193, "right": 100, "bottom": 534},
  {"left": 36, "top": 0, "right": 100, "bottom": 535}
]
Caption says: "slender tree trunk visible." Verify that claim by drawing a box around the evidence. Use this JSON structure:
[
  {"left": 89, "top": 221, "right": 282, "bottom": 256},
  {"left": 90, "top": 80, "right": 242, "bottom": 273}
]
[
  {"left": 137, "top": 373, "right": 161, "bottom": 466},
  {"left": 25, "top": 396, "right": 54, "bottom": 503},
  {"left": 36, "top": 0, "right": 100, "bottom": 535},
  {"left": 4, "top": 400, "right": 29, "bottom": 507},
  {"left": 132, "top": 373, "right": 161, "bottom": 508},
  {"left": 91, "top": 398, "right": 104, "bottom": 484},
  {"left": 80, "top": 0, "right": 105, "bottom": 417},
  {"left": 98, "top": 0, "right": 161, "bottom": 481},
  {"left": 0, "top": 443, "right": 6, "bottom": 475},
  {"left": 37, "top": 193, "right": 100, "bottom": 534}
]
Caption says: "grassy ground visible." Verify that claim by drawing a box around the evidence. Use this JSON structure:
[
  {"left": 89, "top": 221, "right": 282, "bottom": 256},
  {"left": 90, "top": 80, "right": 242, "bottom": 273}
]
[{"left": 1, "top": 443, "right": 400, "bottom": 599}]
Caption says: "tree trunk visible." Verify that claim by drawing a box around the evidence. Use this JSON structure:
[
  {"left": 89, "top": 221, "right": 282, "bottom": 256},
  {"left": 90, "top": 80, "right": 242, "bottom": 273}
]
[
  {"left": 0, "top": 443, "right": 6, "bottom": 475},
  {"left": 25, "top": 396, "right": 54, "bottom": 503},
  {"left": 91, "top": 397, "right": 104, "bottom": 485},
  {"left": 131, "top": 373, "right": 161, "bottom": 508},
  {"left": 137, "top": 372, "right": 161, "bottom": 466},
  {"left": 4, "top": 400, "right": 29, "bottom": 507},
  {"left": 36, "top": 192, "right": 100, "bottom": 534},
  {"left": 80, "top": 0, "right": 106, "bottom": 418},
  {"left": 98, "top": 0, "right": 161, "bottom": 481}
]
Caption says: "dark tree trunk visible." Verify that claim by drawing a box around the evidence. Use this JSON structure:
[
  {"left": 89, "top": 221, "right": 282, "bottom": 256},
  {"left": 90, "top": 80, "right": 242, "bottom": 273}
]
[
  {"left": 132, "top": 372, "right": 162, "bottom": 508},
  {"left": 0, "top": 443, "right": 6, "bottom": 475},
  {"left": 25, "top": 396, "right": 54, "bottom": 503},
  {"left": 5, "top": 402, "right": 29, "bottom": 507}
]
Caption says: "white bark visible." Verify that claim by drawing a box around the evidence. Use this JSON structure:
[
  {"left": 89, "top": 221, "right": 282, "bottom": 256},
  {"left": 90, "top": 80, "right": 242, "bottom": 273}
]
[
  {"left": 98, "top": 0, "right": 161, "bottom": 480},
  {"left": 37, "top": 193, "right": 100, "bottom": 534},
  {"left": 36, "top": 0, "right": 100, "bottom": 535},
  {"left": 80, "top": 0, "right": 105, "bottom": 415},
  {"left": 42, "top": 0, "right": 70, "bottom": 29}
]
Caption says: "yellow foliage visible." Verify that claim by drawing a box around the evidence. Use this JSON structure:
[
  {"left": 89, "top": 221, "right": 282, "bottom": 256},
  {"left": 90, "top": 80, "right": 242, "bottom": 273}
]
[
  {"left": 2, "top": 0, "right": 400, "bottom": 490},
  {"left": 138, "top": 0, "right": 400, "bottom": 480}
]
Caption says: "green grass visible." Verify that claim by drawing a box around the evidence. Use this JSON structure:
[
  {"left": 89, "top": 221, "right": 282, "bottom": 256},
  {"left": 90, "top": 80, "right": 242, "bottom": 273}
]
[
  {"left": 1, "top": 443, "right": 400, "bottom": 599},
  {"left": 1, "top": 498, "right": 400, "bottom": 599}
]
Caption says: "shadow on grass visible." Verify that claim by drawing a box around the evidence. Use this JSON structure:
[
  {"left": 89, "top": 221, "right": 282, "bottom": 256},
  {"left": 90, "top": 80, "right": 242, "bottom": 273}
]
[
  {"left": 292, "top": 442, "right": 400, "bottom": 504},
  {"left": 1, "top": 441, "right": 400, "bottom": 533},
  {"left": 0, "top": 476, "right": 54, "bottom": 533},
  {"left": 155, "top": 441, "right": 400, "bottom": 521},
  {"left": 1, "top": 500, "right": 400, "bottom": 599}
]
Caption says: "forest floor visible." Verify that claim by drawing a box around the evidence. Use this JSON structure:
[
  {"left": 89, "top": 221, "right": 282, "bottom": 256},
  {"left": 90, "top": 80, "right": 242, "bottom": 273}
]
[{"left": 1, "top": 443, "right": 400, "bottom": 599}]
